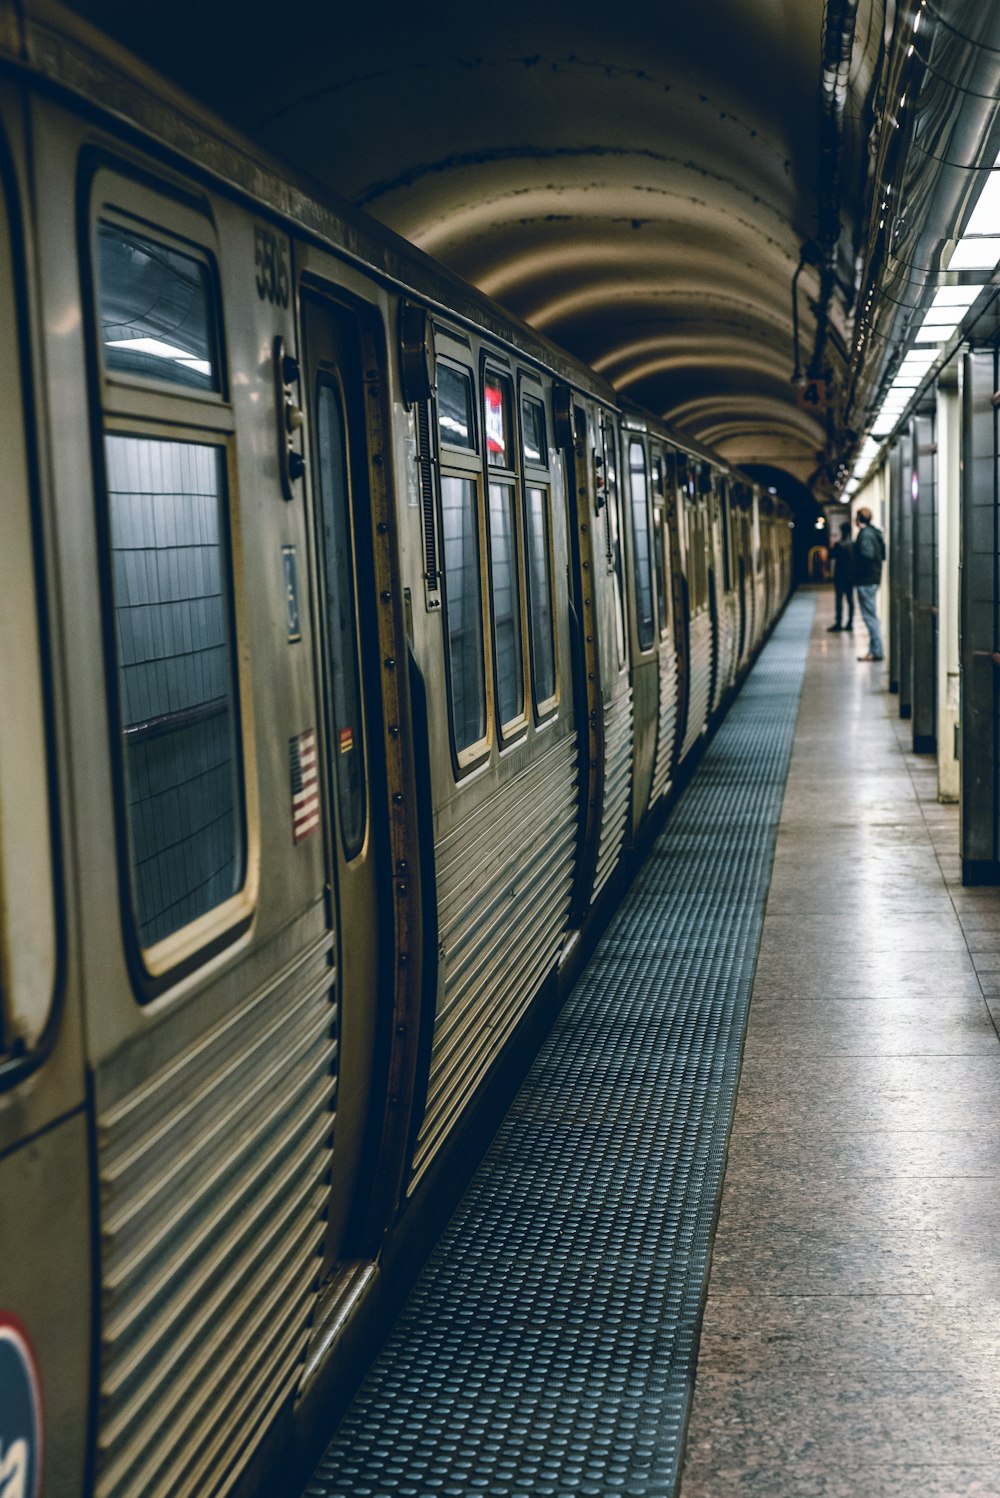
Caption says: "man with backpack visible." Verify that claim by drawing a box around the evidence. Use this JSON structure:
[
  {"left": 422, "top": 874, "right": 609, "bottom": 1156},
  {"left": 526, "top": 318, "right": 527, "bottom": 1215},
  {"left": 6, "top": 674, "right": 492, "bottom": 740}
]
[
  {"left": 854, "top": 506, "right": 886, "bottom": 662},
  {"left": 827, "top": 520, "right": 855, "bottom": 631}
]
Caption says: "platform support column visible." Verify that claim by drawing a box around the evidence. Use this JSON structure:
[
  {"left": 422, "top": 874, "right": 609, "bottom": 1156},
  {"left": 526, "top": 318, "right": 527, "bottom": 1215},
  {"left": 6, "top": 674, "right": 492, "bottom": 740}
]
[
  {"left": 897, "top": 427, "right": 915, "bottom": 718},
  {"left": 960, "top": 348, "right": 1000, "bottom": 883},
  {"left": 888, "top": 441, "right": 902, "bottom": 693},
  {"left": 937, "top": 371, "right": 960, "bottom": 801},
  {"left": 911, "top": 402, "right": 937, "bottom": 753}
]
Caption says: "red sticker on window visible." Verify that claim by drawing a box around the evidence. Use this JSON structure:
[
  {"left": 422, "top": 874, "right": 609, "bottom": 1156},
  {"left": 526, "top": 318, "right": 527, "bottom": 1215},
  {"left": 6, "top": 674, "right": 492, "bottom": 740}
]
[
  {"left": 339, "top": 727, "right": 354, "bottom": 754},
  {"left": 485, "top": 382, "right": 505, "bottom": 459}
]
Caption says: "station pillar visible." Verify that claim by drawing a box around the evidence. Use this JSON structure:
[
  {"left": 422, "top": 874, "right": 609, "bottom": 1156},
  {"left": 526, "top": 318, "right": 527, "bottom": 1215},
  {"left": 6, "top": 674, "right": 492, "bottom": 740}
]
[
  {"left": 910, "top": 402, "right": 937, "bottom": 753},
  {"left": 960, "top": 348, "right": 1000, "bottom": 883}
]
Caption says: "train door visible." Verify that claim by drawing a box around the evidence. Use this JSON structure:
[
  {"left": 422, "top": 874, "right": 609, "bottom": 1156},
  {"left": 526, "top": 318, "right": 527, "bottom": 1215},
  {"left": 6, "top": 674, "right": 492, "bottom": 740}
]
[{"left": 300, "top": 293, "right": 386, "bottom": 1266}]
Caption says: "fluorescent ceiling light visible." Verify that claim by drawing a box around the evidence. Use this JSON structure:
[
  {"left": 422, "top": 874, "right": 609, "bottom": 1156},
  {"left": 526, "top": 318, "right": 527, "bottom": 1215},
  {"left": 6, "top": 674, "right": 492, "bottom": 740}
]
[
  {"left": 948, "top": 239, "right": 1000, "bottom": 270},
  {"left": 920, "top": 309, "right": 963, "bottom": 326},
  {"left": 913, "top": 326, "right": 952, "bottom": 343},
  {"left": 964, "top": 172, "right": 1000, "bottom": 237},
  {"left": 930, "top": 286, "right": 981, "bottom": 309}
]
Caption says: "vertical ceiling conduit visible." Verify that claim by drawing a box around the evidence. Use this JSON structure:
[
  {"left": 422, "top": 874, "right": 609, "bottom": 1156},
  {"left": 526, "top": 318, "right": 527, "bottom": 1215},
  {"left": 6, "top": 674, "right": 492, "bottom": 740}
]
[{"left": 811, "top": 0, "right": 862, "bottom": 388}]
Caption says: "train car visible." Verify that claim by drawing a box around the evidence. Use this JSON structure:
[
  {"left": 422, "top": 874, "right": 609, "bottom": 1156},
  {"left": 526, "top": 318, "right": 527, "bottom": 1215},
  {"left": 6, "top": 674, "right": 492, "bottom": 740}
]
[{"left": 0, "top": 4, "right": 792, "bottom": 1496}]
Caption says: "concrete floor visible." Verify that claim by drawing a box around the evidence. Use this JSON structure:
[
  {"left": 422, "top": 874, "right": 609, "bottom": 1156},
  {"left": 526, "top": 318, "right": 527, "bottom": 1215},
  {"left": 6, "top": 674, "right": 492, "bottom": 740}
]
[{"left": 680, "top": 602, "right": 1000, "bottom": 1498}]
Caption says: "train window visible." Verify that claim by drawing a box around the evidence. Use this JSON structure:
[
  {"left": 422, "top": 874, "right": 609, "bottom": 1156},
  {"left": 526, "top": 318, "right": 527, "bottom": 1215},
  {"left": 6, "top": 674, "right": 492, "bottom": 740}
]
[
  {"left": 484, "top": 372, "right": 514, "bottom": 468},
  {"left": 98, "top": 224, "right": 219, "bottom": 393},
  {"left": 628, "top": 441, "right": 655, "bottom": 651},
  {"left": 521, "top": 394, "right": 547, "bottom": 465},
  {"left": 437, "top": 362, "right": 476, "bottom": 450},
  {"left": 488, "top": 480, "right": 526, "bottom": 729},
  {"left": 441, "top": 475, "right": 488, "bottom": 755},
  {"left": 601, "top": 417, "right": 627, "bottom": 670},
  {"left": 525, "top": 484, "right": 557, "bottom": 710},
  {"left": 652, "top": 456, "right": 669, "bottom": 636},
  {"left": 316, "top": 377, "right": 367, "bottom": 859},
  {"left": 104, "top": 435, "right": 245, "bottom": 949}
]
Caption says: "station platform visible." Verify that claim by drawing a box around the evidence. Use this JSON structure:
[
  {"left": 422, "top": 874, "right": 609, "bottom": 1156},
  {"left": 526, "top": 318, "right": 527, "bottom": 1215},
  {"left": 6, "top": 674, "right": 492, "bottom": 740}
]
[{"left": 305, "top": 592, "right": 1000, "bottom": 1498}]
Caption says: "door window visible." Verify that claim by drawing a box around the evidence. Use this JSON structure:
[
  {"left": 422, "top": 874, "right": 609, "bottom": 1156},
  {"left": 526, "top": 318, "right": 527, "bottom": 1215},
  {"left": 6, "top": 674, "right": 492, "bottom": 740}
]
[
  {"left": 488, "top": 480, "right": 525, "bottom": 727},
  {"left": 315, "top": 377, "right": 367, "bottom": 859},
  {"left": 628, "top": 440, "right": 655, "bottom": 650},
  {"left": 524, "top": 484, "right": 557, "bottom": 709}
]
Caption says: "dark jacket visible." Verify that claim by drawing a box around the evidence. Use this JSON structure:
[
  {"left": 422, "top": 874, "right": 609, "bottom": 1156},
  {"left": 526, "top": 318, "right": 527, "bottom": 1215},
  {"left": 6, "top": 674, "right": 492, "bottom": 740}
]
[
  {"left": 854, "top": 523, "right": 885, "bottom": 586},
  {"left": 831, "top": 539, "right": 854, "bottom": 588}
]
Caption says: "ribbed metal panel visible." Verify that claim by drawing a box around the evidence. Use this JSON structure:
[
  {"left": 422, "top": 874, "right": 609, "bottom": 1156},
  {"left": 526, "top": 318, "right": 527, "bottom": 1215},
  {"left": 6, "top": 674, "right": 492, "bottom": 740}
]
[
  {"left": 95, "top": 944, "right": 336, "bottom": 1498},
  {"left": 680, "top": 611, "right": 712, "bottom": 762},
  {"left": 711, "top": 595, "right": 736, "bottom": 713},
  {"left": 649, "top": 637, "right": 679, "bottom": 806},
  {"left": 411, "top": 734, "right": 578, "bottom": 1185},
  {"left": 591, "top": 687, "right": 634, "bottom": 900}
]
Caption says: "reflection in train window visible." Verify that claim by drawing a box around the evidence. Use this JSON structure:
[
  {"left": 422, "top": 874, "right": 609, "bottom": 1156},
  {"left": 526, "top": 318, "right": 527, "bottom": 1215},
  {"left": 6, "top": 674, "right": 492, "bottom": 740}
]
[
  {"left": 316, "top": 378, "right": 367, "bottom": 858},
  {"left": 521, "top": 395, "right": 547, "bottom": 465},
  {"left": 488, "top": 480, "right": 524, "bottom": 727},
  {"left": 437, "top": 363, "right": 475, "bottom": 449},
  {"left": 484, "top": 372, "right": 513, "bottom": 469},
  {"left": 104, "top": 435, "right": 243, "bottom": 948},
  {"left": 525, "top": 484, "right": 556, "bottom": 708},
  {"left": 628, "top": 440, "right": 655, "bottom": 650},
  {"left": 441, "top": 475, "right": 487, "bottom": 753},
  {"left": 98, "top": 224, "right": 219, "bottom": 392}
]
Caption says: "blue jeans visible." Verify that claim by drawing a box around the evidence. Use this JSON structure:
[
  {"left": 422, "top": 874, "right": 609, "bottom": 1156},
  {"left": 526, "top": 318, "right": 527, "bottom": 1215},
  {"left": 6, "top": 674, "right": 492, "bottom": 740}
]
[{"left": 856, "top": 583, "right": 883, "bottom": 658}]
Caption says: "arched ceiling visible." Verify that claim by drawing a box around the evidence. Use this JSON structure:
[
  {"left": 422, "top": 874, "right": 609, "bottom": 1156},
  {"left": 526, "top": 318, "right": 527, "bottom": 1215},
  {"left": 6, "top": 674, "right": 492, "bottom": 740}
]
[{"left": 68, "top": 0, "right": 888, "bottom": 492}]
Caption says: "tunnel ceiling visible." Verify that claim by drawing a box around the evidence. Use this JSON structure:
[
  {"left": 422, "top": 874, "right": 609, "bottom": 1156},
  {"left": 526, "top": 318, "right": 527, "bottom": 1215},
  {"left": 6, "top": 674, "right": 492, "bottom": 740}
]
[{"left": 67, "top": 0, "right": 889, "bottom": 492}]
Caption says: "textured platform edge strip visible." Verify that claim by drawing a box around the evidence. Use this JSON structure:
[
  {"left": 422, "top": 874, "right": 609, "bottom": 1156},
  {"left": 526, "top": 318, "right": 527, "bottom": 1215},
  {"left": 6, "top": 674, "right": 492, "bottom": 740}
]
[{"left": 306, "top": 594, "right": 817, "bottom": 1498}]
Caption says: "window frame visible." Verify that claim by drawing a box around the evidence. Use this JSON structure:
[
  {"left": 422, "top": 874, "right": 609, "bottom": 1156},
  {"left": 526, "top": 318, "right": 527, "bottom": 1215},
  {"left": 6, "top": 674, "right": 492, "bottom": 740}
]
[
  {"left": 435, "top": 354, "right": 479, "bottom": 457},
  {"left": 519, "top": 377, "right": 560, "bottom": 723},
  {"left": 313, "top": 365, "right": 370, "bottom": 863},
  {"left": 88, "top": 169, "right": 257, "bottom": 989},
  {"left": 626, "top": 435, "right": 657, "bottom": 656},
  {"left": 433, "top": 334, "right": 493, "bottom": 775},
  {"left": 599, "top": 411, "right": 628, "bottom": 673},
  {"left": 651, "top": 450, "right": 671, "bottom": 642},
  {"left": 481, "top": 356, "right": 529, "bottom": 744}
]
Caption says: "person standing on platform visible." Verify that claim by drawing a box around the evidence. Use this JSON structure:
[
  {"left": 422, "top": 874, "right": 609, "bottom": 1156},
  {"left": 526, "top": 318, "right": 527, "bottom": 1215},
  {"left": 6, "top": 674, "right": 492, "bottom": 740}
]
[
  {"left": 827, "top": 521, "right": 855, "bottom": 632},
  {"left": 854, "top": 506, "right": 885, "bottom": 662}
]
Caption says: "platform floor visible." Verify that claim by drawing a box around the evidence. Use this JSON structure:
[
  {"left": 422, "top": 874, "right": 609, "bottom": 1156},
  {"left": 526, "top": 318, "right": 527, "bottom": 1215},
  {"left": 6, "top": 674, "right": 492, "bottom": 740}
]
[
  {"left": 680, "top": 600, "right": 1000, "bottom": 1497},
  {"left": 306, "top": 595, "right": 1000, "bottom": 1497}
]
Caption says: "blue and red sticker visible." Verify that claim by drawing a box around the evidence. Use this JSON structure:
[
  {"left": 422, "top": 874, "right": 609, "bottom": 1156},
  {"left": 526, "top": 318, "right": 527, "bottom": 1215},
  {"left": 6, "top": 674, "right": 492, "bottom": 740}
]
[{"left": 0, "top": 1316, "right": 41, "bottom": 1498}]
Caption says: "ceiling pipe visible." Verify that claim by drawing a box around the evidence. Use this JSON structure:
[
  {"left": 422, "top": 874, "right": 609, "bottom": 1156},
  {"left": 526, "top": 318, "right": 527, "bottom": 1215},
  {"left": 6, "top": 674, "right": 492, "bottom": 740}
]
[
  {"left": 845, "top": 0, "right": 1000, "bottom": 449},
  {"left": 808, "top": 0, "right": 861, "bottom": 385}
]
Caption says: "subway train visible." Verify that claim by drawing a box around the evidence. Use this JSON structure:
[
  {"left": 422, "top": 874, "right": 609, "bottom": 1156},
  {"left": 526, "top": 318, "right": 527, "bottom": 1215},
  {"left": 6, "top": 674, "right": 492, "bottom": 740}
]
[{"left": 0, "top": 4, "right": 793, "bottom": 1495}]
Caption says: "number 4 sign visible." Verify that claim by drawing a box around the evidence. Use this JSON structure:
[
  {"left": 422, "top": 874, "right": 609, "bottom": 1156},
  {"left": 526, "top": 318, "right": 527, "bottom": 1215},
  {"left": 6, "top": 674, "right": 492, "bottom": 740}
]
[{"left": 796, "top": 378, "right": 828, "bottom": 412}]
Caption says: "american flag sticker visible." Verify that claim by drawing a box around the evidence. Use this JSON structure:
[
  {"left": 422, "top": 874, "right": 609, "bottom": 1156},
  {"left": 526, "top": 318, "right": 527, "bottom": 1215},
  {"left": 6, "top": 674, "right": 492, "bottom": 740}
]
[{"left": 290, "top": 728, "right": 320, "bottom": 843}]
